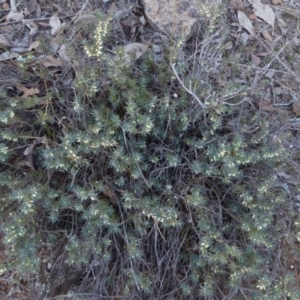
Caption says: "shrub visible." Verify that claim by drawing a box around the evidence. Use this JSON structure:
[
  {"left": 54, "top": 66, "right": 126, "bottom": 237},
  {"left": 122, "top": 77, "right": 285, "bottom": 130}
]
[{"left": 0, "top": 9, "right": 299, "bottom": 300}]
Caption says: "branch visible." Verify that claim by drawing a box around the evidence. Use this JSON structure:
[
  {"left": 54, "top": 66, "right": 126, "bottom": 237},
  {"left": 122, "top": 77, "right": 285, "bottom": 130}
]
[{"left": 171, "top": 63, "right": 205, "bottom": 108}]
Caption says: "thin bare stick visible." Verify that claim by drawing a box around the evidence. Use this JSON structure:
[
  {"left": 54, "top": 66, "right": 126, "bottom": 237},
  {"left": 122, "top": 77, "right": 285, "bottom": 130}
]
[
  {"left": 171, "top": 63, "right": 205, "bottom": 108},
  {"left": 10, "top": 0, "right": 17, "bottom": 12}
]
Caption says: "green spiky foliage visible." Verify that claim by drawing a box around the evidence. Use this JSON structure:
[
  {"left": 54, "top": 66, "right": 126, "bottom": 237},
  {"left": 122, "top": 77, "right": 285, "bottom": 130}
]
[{"left": 0, "top": 14, "right": 299, "bottom": 300}]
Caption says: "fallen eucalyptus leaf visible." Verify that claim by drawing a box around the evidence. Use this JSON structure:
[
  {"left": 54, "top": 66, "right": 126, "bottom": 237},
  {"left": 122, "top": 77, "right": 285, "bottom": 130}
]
[
  {"left": 74, "top": 13, "right": 97, "bottom": 25},
  {"left": 16, "top": 159, "right": 35, "bottom": 170},
  {"left": 113, "top": 9, "right": 130, "bottom": 21},
  {"left": 238, "top": 10, "right": 255, "bottom": 36},
  {"left": 42, "top": 55, "right": 64, "bottom": 67},
  {"left": 0, "top": 51, "right": 19, "bottom": 61},
  {"left": 0, "top": 77, "right": 20, "bottom": 86},
  {"left": 124, "top": 42, "right": 149, "bottom": 61},
  {"left": 23, "top": 19, "right": 38, "bottom": 36},
  {"left": 248, "top": 0, "right": 275, "bottom": 28},
  {"left": 2, "top": 2, "right": 10, "bottom": 9},
  {"left": 224, "top": 41, "right": 233, "bottom": 50},
  {"left": 229, "top": 0, "right": 244, "bottom": 10},
  {"left": 24, "top": 141, "right": 36, "bottom": 156},
  {"left": 259, "top": 100, "right": 275, "bottom": 112},
  {"left": 102, "top": 185, "right": 118, "bottom": 205},
  {"left": 49, "top": 13, "right": 66, "bottom": 35},
  {"left": 107, "top": 2, "right": 118, "bottom": 14},
  {"left": 17, "top": 85, "right": 40, "bottom": 98},
  {"left": 251, "top": 53, "right": 261, "bottom": 66},
  {"left": 262, "top": 30, "right": 272, "bottom": 42},
  {"left": 277, "top": 171, "right": 292, "bottom": 179},
  {"left": 271, "top": 0, "right": 282, "bottom": 4},
  {"left": 140, "top": 15, "right": 146, "bottom": 26},
  {"left": 248, "top": 14, "right": 257, "bottom": 20},
  {"left": 6, "top": 8, "right": 30, "bottom": 21},
  {"left": 0, "top": 34, "right": 11, "bottom": 47},
  {"left": 29, "top": 41, "right": 40, "bottom": 51},
  {"left": 36, "top": 3, "right": 41, "bottom": 18},
  {"left": 59, "top": 44, "right": 71, "bottom": 64},
  {"left": 28, "top": 0, "right": 38, "bottom": 13}
]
